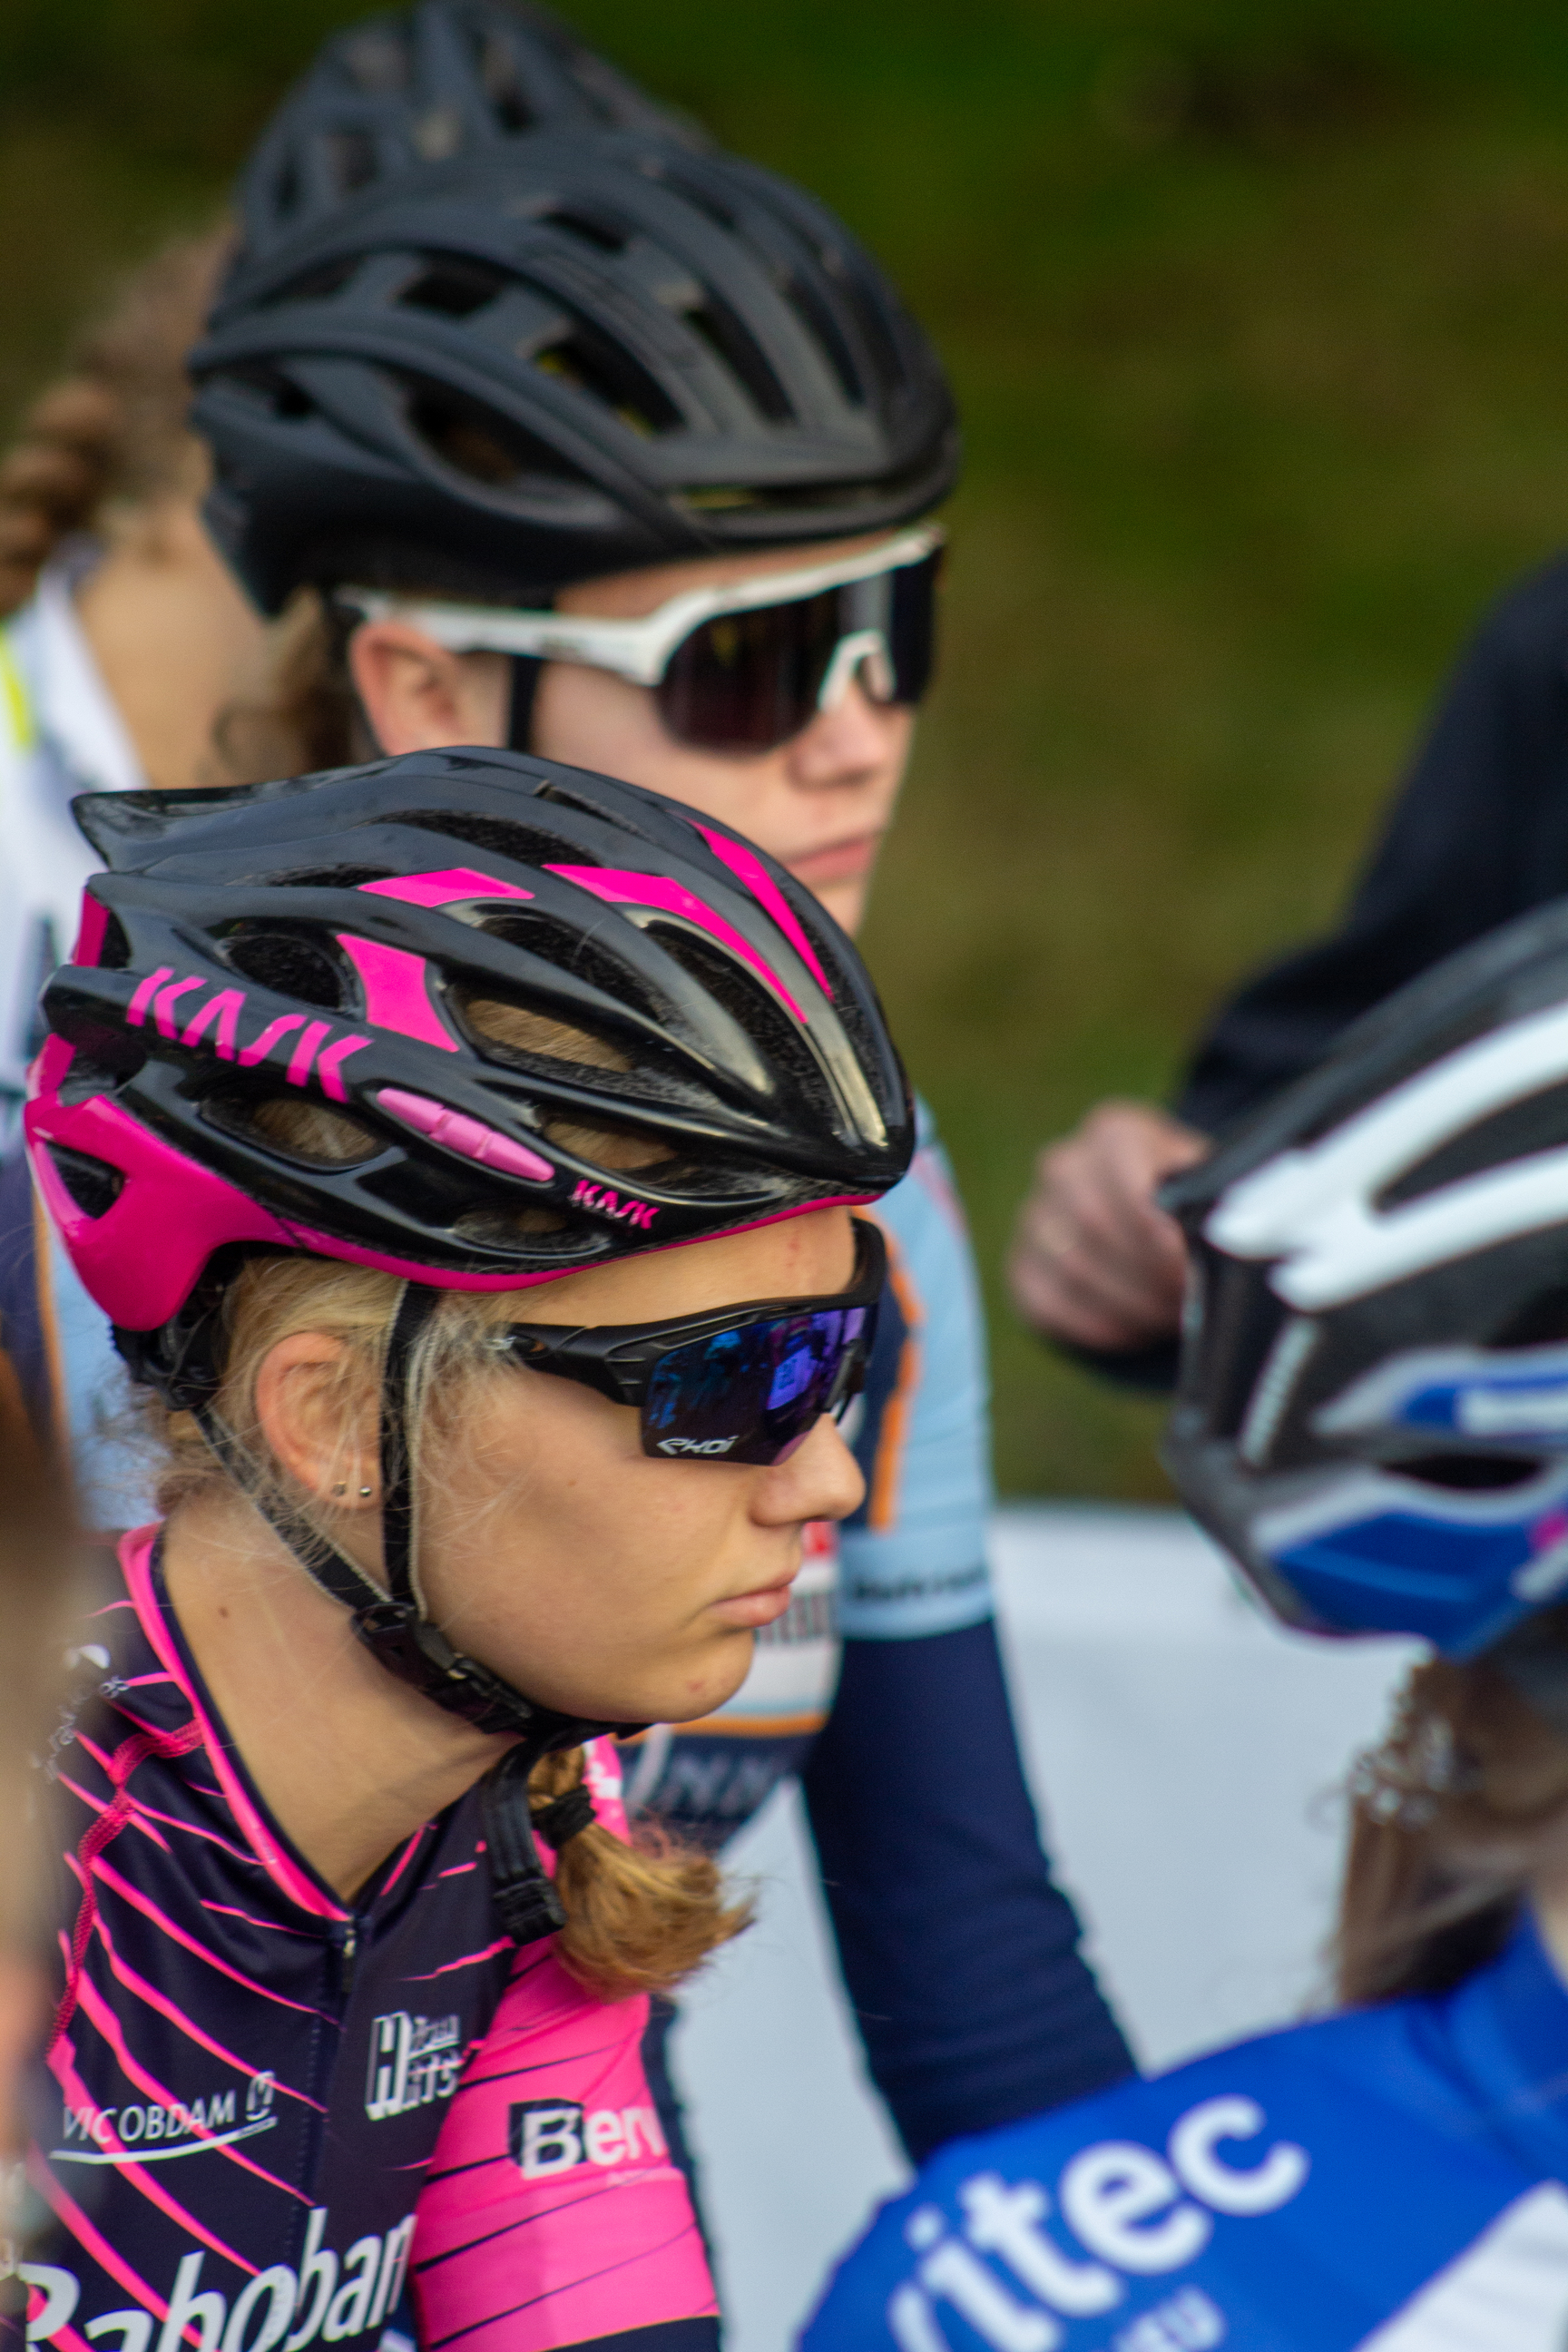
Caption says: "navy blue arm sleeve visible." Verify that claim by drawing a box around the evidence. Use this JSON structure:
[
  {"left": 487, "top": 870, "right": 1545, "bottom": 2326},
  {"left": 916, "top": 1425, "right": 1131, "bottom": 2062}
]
[
  {"left": 800, "top": 1618, "right": 1134, "bottom": 2164},
  {"left": 1177, "top": 551, "right": 1568, "bottom": 1135}
]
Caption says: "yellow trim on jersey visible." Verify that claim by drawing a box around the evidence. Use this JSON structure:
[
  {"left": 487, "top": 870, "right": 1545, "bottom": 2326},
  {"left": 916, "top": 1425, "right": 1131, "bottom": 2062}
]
[{"left": 0, "top": 631, "right": 35, "bottom": 750}]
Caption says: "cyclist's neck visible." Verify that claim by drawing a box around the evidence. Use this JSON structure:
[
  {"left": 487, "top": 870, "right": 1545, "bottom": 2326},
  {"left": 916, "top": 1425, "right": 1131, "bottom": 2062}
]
[{"left": 161, "top": 1494, "right": 512, "bottom": 1901}]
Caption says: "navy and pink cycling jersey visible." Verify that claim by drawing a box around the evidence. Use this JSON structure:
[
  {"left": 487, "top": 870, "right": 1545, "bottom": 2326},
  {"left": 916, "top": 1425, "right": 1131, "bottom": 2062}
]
[{"left": 21, "top": 1526, "right": 716, "bottom": 2352}]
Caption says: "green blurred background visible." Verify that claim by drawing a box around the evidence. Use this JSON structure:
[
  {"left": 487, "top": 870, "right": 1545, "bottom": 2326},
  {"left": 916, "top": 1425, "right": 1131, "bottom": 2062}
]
[{"left": 7, "top": 1, "right": 1568, "bottom": 1495}]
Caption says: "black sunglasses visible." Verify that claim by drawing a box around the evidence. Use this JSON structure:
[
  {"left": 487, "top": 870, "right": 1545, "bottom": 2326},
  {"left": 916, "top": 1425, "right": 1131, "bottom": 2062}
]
[{"left": 495, "top": 1218, "right": 885, "bottom": 1465}]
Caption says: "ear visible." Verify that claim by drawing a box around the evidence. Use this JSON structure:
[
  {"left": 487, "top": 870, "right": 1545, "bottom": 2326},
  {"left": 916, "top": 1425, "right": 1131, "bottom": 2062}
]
[
  {"left": 254, "top": 1331, "right": 379, "bottom": 1510},
  {"left": 348, "top": 620, "right": 511, "bottom": 754}
]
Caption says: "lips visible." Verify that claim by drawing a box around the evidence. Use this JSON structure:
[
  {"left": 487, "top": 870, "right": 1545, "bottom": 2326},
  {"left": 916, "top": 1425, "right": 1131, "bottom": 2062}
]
[
  {"left": 786, "top": 832, "right": 882, "bottom": 888},
  {"left": 710, "top": 1573, "right": 798, "bottom": 1630}
]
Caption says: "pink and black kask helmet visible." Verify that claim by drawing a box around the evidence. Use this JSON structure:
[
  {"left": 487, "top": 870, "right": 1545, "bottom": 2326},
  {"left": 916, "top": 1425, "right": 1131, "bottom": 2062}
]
[{"left": 26, "top": 745, "right": 912, "bottom": 1394}]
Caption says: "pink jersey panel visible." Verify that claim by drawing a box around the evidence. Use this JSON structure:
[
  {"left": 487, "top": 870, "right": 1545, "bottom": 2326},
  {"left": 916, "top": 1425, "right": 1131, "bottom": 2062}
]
[{"left": 412, "top": 1948, "right": 715, "bottom": 2350}]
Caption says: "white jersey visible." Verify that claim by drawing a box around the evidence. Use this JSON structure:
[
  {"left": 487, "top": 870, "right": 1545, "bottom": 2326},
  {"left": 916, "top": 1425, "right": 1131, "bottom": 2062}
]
[{"left": 0, "top": 547, "right": 143, "bottom": 1126}]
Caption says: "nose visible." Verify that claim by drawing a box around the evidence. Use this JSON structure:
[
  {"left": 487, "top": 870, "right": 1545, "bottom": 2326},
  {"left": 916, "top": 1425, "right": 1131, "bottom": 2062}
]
[
  {"left": 785, "top": 674, "right": 900, "bottom": 794},
  {"left": 752, "top": 1414, "right": 865, "bottom": 1527}
]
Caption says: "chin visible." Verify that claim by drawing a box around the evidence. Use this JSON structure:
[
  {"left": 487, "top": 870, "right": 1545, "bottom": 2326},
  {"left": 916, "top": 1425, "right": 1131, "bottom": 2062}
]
[{"left": 813, "top": 879, "right": 868, "bottom": 935}]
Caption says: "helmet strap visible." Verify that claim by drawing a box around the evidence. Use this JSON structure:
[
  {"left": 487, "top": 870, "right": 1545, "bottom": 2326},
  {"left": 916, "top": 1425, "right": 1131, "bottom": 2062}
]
[{"left": 506, "top": 654, "right": 542, "bottom": 752}]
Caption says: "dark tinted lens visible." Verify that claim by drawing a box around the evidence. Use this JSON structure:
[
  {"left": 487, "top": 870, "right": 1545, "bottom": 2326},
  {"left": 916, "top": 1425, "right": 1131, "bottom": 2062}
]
[
  {"left": 656, "top": 591, "right": 843, "bottom": 754},
  {"left": 887, "top": 547, "right": 941, "bottom": 705},
  {"left": 642, "top": 1304, "right": 871, "bottom": 1465}
]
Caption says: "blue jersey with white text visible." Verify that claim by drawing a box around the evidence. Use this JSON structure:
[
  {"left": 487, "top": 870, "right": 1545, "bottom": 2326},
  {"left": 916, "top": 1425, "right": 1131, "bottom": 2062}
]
[{"left": 803, "top": 1916, "right": 1568, "bottom": 2352}]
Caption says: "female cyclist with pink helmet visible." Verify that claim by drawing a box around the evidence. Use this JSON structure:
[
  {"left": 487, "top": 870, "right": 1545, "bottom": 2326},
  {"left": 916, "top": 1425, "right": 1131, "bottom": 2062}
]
[{"left": 17, "top": 744, "right": 906, "bottom": 2352}]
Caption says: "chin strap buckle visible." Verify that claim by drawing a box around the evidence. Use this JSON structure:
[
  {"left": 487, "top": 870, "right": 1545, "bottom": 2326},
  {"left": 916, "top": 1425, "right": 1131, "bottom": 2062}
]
[
  {"left": 353, "top": 1601, "right": 537, "bottom": 1738},
  {"left": 482, "top": 1743, "right": 568, "bottom": 1947}
]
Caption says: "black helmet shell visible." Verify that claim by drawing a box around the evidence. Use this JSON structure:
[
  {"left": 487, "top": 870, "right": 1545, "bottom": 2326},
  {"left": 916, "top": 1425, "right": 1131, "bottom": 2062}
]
[{"left": 193, "top": 128, "right": 959, "bottom": 612}]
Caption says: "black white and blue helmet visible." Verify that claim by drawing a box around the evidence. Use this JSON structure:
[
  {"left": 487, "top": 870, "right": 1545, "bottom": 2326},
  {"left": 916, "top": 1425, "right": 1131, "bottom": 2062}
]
[{"left": 1164, "top": 901, "right": 1568, "bottom": 1663}]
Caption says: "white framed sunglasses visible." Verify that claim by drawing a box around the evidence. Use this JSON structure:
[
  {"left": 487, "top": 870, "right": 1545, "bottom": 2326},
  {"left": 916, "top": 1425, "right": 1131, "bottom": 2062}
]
[{"left": 338, "top": 524, "right": 943, "bottom": 756}]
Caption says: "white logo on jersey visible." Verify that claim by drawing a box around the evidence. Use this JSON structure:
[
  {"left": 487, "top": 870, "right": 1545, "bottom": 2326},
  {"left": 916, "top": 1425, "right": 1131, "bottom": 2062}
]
[
  {"left": 887, "top": 2095, "right": 1308, "bottom": 2351},
  {"left": 15, "top": 2207, "right": 414, "bottom": 2352},
  {"left": 365, "top": 2012, "right": 461, "bottom": 2120},
  {"left": 508, "top": 2098, "right": 669, "bottom": 2180}
]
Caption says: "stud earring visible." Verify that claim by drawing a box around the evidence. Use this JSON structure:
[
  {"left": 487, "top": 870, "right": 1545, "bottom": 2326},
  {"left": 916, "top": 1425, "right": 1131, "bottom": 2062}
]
[
  {"left": 358, "top": 1485, "right": 374, "bottom": 1500},
  {"left": 331, "top": 1483, "right": 346, "bottom": 1497}
]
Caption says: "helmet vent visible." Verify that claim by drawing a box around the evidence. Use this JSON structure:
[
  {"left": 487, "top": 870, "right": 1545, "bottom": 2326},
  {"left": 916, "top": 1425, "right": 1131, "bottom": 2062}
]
[
  {"left": 1391, "top": 1451, "right": 1543, "bottom": 1493},
  {"left": 534, "top": 332, "right": 678, "bottom": 437},
  {"left": 47, "top": 1146, "right": 124, "bottom": 1221},
  {"left": 778, "top": 272, "right": 865, "bottom": 408},
  {"left": 470, "top": 915, "right": 652, "bottom": 1020},
  {"left": 400, "top": 256, "right": 510, "bottom": 319},
  {"left": 206, "top": 1091, "right": 380, "bottom": 1169},
  {"left": 476, "top": 34, "right": 534, "bottom": 134},
  {"left": 96, "top": 912, "right": 132, "bottom": 970},
  {"left": 270, "top": 260, "right": 360, "bottom": 308},
  {"left": 224, "top": 925, "right": 347, "bottom": 1009},
  {"left": 1377, "top": 1082, "right": 1568, "bottom": 1212},
  {"left": 454, "top": 986, "right": 634, "bottom": 1077},
  {"left": 540, "top": 205, "right": 628, "bottom": 256},
  {"left": 400, "top": 808, "right": 588, "bottom": 869},
  {"left": 327, "top": 129, "right": 378, "bottom": 197},
  {"left": 651, "top": 925, "right": 835, "bottom": 1124},
  {"left": 1489, "top": 1285, "right": 1568, "bottom": 1349},
  {"left": 406, "top": 384, "right": 578, "bottom": 485},
  {"left": 684, "top": 304, "right": 793, "bottom": 424}
]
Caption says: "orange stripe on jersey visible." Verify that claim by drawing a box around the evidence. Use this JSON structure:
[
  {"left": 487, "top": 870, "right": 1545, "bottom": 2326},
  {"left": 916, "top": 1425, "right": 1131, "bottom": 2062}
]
[{"left": 867, "top": 1215, "right": 923, "bottom": 1534}]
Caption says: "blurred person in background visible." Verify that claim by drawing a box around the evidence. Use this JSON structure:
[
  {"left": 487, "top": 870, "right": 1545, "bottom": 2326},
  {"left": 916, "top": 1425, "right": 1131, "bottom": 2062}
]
[
  {"left": 1, "top": 0, "right": 1132, "bottom": 2199},
  {"left": 808, "top": 902, "right": 1568, "bottom": 2352},
  {"left": 1010, "top": 554, "right": 1568, "bottom": 1389},
  {"left": 0, "top": 228, "right": 264, "bottom": 1136},
  {"left": 17, "top": 750, "right": 905, "bottom": 2351},
  {"left": 0, "top": 1374, "right": 74, "bottom": 2317}
]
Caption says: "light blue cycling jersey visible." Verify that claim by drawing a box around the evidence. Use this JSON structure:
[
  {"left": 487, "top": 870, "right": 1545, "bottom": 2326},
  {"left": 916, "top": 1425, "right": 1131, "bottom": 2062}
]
[{"left": 803, "top": 1912, "right": 1568, "bottom": 2352}]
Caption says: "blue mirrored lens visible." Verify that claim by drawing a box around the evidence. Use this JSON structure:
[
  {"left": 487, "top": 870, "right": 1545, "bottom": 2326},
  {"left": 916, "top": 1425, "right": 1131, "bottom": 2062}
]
[{"left": 642, "top": 1305, "right": 871, "bottom": 1465}]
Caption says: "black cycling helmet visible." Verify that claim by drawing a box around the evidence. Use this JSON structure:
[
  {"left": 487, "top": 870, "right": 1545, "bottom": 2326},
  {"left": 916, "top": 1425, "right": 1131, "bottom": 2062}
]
[
  {"left": 26, "top": 750, "right": 910, "bottom": 1838},
  {"left": 237, "top": 0, "right": 699, "bottom": 266},
  {"left": 1162, "top": 898, "right": 1568, "bottom": 1683},
  {"left": 29, "top": 744, "right": 910, "bottom": 1362},
  {"left": 192, "top": 128, "right": 960, "bottom": 613}
]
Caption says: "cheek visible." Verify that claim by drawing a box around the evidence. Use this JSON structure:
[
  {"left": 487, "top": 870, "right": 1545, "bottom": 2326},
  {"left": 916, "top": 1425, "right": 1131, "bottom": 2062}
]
[
  {"left": 426, "top": 1378, "right": 744, "bottom": 1627},
  {"left": 531, "top": 663, "right": 783, "bottom": 838}
]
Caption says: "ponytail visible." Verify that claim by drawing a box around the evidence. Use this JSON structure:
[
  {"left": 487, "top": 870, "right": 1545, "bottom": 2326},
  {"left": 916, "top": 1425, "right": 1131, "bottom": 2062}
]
[
  {"left": 0, "top": 227, "right": 232, "bottom": 617},
  {"left": 530, "top": 1747, "right": 750, "bottom": 2004},
  {"left": 1332, "top": 1632, "right": 1568, "bottom": 2006}
]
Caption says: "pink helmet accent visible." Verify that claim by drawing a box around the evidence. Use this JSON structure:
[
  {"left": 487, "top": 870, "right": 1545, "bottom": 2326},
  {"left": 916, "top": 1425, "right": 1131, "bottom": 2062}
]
[
  {"left": 546, "top": 867, "right": 809, "bottom": 1023},
  {"left": 377, "top": 1087, "right": 554, "bottom": 1183},
  {"left": 336, "top": 936, "right": 460, "bottom": 1052},
  {"left": 358, "top": 867, "right": 534, "bottom": 910},
  {"left": 25, "top": 1040, "right": 298, "bottom": 1330},
  {"left": 691, "top": 825, "right": 833, "bottom": 995}
]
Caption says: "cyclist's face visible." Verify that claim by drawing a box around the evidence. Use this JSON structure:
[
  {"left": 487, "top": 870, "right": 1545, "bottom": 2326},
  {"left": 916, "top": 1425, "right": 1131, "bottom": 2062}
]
[
  {"left": 349, "top": 534, "right": 918, "bottom": 936},
  {"left": 533, "top": 538, "right": 916, "bottom": 936},
  {"left": 414, "top": 1207, "right": 864, "bottom": 1728}
]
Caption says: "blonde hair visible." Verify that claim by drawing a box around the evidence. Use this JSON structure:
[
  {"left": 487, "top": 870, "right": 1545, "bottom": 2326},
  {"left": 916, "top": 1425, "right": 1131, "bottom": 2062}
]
[
  {"left": 0, "top": 227, "right": 233, "bottom": 617},
  {"left": 154, "top": 1038, "right": 739, "bottom": 2005},
  {"left": 1331, "top": 1632, "right": 1568, "bottom": 2006}
]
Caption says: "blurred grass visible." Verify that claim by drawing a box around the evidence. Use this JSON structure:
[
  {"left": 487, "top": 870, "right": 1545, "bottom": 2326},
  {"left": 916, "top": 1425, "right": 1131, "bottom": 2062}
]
[{"left": 10, "top": 4, "right": 1568, "bottom": 1492}]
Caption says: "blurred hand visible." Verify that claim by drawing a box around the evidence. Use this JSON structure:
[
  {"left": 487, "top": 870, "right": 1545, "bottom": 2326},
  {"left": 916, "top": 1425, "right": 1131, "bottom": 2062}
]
[{"left": 1008, "top": 1101, "right": 1210, "bottom": 1354}]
